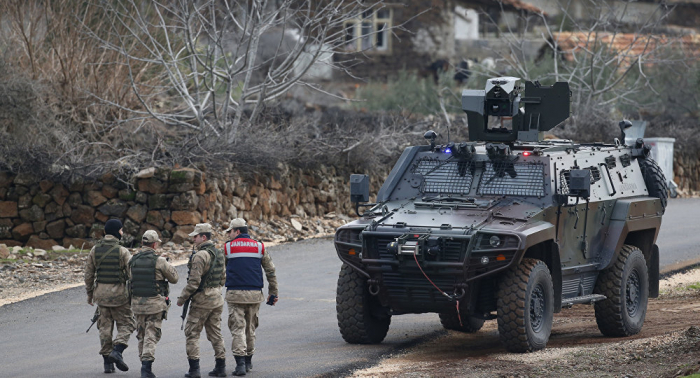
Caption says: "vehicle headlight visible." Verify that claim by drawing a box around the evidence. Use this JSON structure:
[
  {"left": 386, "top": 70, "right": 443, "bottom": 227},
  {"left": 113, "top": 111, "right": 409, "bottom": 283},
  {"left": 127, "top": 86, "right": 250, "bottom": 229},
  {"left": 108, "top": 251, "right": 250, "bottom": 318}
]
[{"left": 489, "top": 235, "right": 502, "bottom": 247}]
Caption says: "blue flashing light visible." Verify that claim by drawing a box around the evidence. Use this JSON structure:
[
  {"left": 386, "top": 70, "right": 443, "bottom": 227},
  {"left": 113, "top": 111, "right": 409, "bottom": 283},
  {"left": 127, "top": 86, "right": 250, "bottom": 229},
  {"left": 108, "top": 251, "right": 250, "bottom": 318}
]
[{"left": 444, "top": 147, "right": 452, "bottom": 154}]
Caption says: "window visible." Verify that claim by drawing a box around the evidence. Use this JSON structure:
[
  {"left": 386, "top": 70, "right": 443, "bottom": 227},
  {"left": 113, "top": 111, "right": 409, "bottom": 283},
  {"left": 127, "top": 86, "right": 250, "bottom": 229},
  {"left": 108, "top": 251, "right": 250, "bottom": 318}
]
[
  {"left": 478, "top": 162, "right": 546, "bottom": 197},
  {"left": 344, "top": 8, "right": 392, "bottom": 53}
]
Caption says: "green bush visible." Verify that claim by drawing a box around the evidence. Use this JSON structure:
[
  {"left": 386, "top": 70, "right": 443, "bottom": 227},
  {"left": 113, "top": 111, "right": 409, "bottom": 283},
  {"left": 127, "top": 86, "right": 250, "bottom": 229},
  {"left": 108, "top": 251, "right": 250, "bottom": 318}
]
[{"left": 353, "top": 70, "right": 462, "bottom": 115}]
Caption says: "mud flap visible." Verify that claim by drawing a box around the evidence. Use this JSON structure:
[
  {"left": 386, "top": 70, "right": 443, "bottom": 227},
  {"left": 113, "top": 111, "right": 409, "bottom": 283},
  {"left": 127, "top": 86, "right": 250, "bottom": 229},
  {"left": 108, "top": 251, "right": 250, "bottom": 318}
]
[{"left": 649, "top": 244, "right": 659, "bottom": 298}]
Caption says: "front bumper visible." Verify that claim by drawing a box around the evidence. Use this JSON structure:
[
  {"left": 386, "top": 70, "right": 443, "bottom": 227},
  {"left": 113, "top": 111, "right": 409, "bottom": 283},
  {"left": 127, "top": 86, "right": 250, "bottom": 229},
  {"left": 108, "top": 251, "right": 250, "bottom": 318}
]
[{"left": 335, "top": 228, "right": 521, "bottom": 314}]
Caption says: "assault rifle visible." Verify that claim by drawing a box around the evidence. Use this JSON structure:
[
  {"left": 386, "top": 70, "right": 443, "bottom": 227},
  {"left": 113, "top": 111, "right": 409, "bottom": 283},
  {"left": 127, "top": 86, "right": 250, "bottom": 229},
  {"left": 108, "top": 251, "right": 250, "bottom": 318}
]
[
  {"left": 86, "top": 308, "right": 100, "bottom": 333},
  {"left": 180, "top": 246, "right": 196, "bottom": 330}
]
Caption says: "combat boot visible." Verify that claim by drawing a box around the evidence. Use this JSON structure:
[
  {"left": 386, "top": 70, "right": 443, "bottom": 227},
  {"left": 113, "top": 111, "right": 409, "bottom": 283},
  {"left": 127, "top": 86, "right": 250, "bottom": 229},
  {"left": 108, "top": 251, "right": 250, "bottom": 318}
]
[
  {"left": 103, "top": 355, "right": 115, "bottom": 373},
  {"left": 141, "top": 360, "right": 156, "bottom": 378},
  {"left": 233, "top": 356, "right": 246, "bottom": 376},
  {"left": 208, "top": 358, "right": 226, "bottom": 377},
  {"left": 184, "top": 358, "right": 201, "bottom": 378},
  {"left": 244, "top": 356, "right": 252, "bottom": 372},
  {"left": 109, "top": 344, "right": 129, "bottom": 372}
]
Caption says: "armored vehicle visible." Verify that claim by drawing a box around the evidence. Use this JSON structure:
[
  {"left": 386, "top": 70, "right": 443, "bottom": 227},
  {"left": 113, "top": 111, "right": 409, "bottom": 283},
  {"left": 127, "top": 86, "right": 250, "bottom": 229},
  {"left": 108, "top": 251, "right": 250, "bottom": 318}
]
[{"left": 334, "top": 77, "right": 668, "bottom": 352}]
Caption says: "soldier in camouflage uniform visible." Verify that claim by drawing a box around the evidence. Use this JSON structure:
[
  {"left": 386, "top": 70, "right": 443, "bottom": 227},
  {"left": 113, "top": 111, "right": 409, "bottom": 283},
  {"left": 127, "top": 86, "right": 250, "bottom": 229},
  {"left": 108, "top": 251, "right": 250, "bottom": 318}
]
[
  {"left": 223, "top": 218, "right": 278, "bottom": 376},
  {"left": 177, "top": 223, "right": 227, "bottom": 378},
  {"left": 84, "top": 219, "right": 136, "bottom": 373},
  {"left": 128, "top": 230, "right": 179, "bottom": 378}
]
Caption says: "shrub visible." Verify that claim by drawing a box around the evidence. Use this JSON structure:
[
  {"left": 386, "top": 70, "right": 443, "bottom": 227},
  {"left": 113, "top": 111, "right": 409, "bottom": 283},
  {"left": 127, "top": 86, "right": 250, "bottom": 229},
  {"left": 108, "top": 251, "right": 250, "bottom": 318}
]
[{"left": 353, "top": 70, "right": 462, "bottom": 115}]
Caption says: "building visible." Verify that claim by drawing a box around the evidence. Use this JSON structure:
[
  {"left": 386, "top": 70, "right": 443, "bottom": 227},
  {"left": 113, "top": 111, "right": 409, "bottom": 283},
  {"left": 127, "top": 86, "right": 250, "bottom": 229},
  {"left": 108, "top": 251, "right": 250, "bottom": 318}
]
[{"left": 336, "top": 0, "right": 544, "bottom": 80}]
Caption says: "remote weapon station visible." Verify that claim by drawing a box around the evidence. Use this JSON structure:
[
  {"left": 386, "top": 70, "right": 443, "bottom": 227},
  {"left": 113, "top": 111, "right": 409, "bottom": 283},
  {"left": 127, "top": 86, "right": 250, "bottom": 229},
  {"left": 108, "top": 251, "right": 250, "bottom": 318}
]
[{"left": 335, "top": 77, "right": 668, "bottom": 352}]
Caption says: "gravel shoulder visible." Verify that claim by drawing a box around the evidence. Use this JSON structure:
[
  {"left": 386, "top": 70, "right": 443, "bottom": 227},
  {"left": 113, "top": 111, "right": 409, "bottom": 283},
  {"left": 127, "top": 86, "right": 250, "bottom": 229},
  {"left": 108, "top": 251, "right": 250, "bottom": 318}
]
[{"left": 350, "top": 268, "right": 700, "bottom": 378}]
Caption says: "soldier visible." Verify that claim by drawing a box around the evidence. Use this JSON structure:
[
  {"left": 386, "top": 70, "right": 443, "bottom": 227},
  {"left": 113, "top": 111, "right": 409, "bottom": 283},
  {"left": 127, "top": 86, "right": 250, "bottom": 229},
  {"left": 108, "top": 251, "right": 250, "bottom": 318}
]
[
  {"left": 177, "top": 223, "right": 227, "bottom": 378},
  {"left": 84, "top": 218, "right": 136, "bottom": 373},
  {"left": 128, "top": 230, "right": 179, "bottom": 378},
  {"left": 223, "top": 218, "right": 278, "bottom": 376}
]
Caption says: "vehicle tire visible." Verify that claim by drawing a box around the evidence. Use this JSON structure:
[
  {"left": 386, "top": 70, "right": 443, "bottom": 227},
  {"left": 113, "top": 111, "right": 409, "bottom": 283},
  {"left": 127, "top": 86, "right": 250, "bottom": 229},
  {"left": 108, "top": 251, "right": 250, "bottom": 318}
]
[
  {"left": 336, "top": 264, "right": 391, "bottom": 344},
  {"left": 439, "top": 309, "right": 485, "bottom": 333},
  {"left": 497, "top": 258, "right": 554, "bottom": 353},
  {"left": 594, "top": 245, "right": 649, "bottom": 337},
  {"left": 639, "top": 158, "right": 669, "bottom": 211}
]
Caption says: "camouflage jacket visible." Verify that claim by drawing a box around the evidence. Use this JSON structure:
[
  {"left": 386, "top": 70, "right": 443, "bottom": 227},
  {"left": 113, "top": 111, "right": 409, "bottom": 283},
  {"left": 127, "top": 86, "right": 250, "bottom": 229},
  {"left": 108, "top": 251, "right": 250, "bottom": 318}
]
[
  {"left": 84, "top": 235, "right": 132, "bottom": 307},
  {"left": 177, "top": 241, "right": 225, "bottom": 310},
  {"left": 129, "top": 247, "right": 179, "bottom": 315}
]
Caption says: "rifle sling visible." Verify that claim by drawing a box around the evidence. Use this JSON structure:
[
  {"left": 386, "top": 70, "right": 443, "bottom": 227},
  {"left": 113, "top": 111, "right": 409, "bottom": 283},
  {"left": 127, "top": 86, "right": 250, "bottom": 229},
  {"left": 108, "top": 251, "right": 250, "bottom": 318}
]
[{"left": 185, "top": 249, "right": 216, "bottom": 301}]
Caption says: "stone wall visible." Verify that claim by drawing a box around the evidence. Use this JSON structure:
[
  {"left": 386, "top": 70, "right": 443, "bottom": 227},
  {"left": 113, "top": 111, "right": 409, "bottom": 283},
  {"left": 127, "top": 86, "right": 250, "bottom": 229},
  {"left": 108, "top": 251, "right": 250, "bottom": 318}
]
[
  {"left": 674, "top": 152, "right": 700, "bottom": 195},
  {"left": 0, "top": 165, "right": 383, "bottom": 249},
  {"left": 2, "top": 148, "right": 694, "bottom": 250}
]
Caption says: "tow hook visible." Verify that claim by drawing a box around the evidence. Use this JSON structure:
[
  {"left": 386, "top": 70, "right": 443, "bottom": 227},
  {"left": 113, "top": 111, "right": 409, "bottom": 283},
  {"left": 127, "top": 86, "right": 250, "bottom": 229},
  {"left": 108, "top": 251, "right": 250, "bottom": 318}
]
[{"left": 367, "top": 279, "right": 381, "bottom": 296}]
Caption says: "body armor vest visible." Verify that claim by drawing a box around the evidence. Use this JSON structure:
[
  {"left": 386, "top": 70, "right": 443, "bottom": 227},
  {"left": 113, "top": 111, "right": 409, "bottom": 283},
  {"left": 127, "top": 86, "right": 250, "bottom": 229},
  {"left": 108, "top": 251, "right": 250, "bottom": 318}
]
[
  {"left": 95, "top": 239, "right": 125, "bottom": 284},
  {"left": 188, "top": 243, "right": 224, "bottom": 290},
  {"left": 129, "top": 250, "right": 168, "bottom": 298}
]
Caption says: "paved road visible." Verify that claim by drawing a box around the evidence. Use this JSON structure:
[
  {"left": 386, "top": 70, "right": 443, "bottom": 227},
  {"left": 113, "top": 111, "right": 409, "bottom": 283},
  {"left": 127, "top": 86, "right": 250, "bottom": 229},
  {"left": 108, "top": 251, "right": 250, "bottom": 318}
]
[
  {"left": 0, "top": 198, "right": 698, "bottom": 378},
  {"left": 0, "top": 238, "right": 441, "bottom": 378},
  {"left": 656, "top": 198, "right": 700, "bottom": 272}
]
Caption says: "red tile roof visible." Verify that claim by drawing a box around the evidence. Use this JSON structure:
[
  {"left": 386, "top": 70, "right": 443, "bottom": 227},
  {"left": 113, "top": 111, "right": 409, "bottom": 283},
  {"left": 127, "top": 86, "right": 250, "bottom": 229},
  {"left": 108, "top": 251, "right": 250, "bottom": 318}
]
[{"left": 543, "top": 32, "right": 700, "bottom": 67}]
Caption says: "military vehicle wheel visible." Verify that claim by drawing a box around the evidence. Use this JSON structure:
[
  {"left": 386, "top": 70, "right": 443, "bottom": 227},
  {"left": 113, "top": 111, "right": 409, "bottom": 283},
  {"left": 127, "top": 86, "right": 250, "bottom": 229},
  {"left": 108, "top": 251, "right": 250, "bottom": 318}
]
[
  {"left": 594, "top": 245, "right": 649, "bottom": 337},
  {"left": 336, "top": 264, "right": 391, "bottom": 344},
  {"left": 639, "top": 158, "right": 669, "bottom": 211},
  {"left": 439, "top": 309, "right": 485, "bottom": 333},
  {"left": 497, "top": 258, "right": 554, "bottom": 353}
]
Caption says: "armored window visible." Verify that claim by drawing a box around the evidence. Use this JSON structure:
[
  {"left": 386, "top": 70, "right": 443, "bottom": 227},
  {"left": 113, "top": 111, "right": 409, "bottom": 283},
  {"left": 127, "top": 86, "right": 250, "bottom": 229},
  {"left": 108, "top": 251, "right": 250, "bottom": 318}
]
[
  {"left": 478, "top": 162, "right": 546, "bottom": 197},
  {"left": 343, "top": 8, "right": 392, "bottom": 53},
  {"left": 486, "top": 115, "right": 514, "bottom": 132},
  {"left": 411, "top": 157, "right": 474, "bottom": 195},
  {"left": 560, "top": 170, "right": 571, "bottom": 194},
  {"left": 585, "top": 166, "right": 601, "bottom": 183}
]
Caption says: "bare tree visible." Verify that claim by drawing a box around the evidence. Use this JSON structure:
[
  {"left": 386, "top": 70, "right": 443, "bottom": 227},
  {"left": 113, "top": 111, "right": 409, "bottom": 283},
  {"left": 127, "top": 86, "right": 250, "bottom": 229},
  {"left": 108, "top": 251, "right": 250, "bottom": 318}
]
[
  {"left": 86, "top": 0, "right": 406, "bottom": 143},
  {"left": 472, "top": 0, "right": 695, "bottom": 140}
]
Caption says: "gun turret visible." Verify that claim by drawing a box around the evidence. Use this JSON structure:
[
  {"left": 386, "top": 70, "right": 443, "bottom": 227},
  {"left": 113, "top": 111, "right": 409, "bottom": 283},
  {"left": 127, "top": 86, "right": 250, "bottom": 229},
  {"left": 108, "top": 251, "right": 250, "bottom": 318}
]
[{"left": 462, "top": 77, "right": 571, "bottom": 143}]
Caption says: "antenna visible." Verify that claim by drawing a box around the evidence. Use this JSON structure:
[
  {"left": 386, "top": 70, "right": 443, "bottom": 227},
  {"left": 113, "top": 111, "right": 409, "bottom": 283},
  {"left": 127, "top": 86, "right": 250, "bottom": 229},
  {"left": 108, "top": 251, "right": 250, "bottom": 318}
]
[{"left": 439, "top": 91, "right": 452, "bottom": 143}]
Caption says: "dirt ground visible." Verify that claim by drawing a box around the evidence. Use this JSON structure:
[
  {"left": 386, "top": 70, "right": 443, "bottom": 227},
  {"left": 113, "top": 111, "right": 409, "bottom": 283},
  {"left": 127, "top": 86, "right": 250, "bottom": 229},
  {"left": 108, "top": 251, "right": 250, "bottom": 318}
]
[{"left": 351, "top": 268, "right": 700, "bottom": 378}]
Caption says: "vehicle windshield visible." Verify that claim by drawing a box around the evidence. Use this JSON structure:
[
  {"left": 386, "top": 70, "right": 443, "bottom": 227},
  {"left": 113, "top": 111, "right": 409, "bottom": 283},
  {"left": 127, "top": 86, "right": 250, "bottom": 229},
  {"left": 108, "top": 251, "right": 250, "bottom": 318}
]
[
  {"left": 409, "top": 157, "right": 545, "bottom": 197},
  {"left": 477, "top": 162, "right": 546, "bottom": 197},
  {"left": 411, "top": 157, "right": 475, "bottom": 196}
]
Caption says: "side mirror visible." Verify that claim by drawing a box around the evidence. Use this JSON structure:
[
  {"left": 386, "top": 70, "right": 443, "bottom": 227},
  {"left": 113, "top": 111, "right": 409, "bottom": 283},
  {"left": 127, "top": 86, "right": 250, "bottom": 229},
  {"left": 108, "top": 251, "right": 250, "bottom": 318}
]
[
  {"left": 568, "top": 169, "right": 591, "bottom": 198},
  {"left": 350, "top": 174, "right": 369, "bottom": 203}
]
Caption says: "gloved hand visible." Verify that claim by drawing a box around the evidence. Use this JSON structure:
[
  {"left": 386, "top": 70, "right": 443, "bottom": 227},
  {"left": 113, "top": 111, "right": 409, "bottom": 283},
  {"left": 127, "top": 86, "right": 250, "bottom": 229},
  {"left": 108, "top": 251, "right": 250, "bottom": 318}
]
[
  {"left": 177, "top": 297, "right": 185, "bottom": 306},
  {"left": 88, "top": 296, "right": 94, "bottom": 306}
]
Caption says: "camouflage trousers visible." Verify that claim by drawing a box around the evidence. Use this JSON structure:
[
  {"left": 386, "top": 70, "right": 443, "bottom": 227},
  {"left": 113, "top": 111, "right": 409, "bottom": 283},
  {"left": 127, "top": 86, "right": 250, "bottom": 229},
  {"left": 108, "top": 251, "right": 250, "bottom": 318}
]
[
  {"left": 97, "top": 304, "right": 136, "bottom": 355},
  {"left": 184, "top": 306, "right": 226, "bottom": 360},
  {"left": 227, "top": 302, "right": 260, "bottom": 356},
  {"left": 136, "top": 313, "right": 163, "bottom": 362}
]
